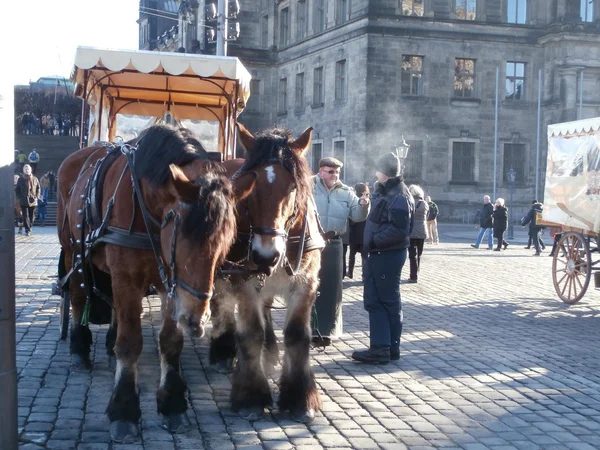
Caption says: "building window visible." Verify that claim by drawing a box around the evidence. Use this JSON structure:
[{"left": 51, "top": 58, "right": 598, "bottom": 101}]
[
  {"left": 295, "top": 73, "right": 305, "bottom": 110},
  {"left": 401, "top": 0, "right": 424, "bottom": 16},
  {"left": 297, "top": 1, "right": 308, "bottom": 40},
  {"left": 280, "top": 8, "right": 290, "bottom": 46},
  {"left": 456, "top": 0, "right": 476, "bottom": 20},
  {"left": 313, "top": 67, "right": 324, "bottom": 105},
  {"left": 452, "top": 141, "right": 475, "bottom": 182},
  {"left": 279, "top": 78, "right": 287, "bottom": 113},
  {"left": 311, "top": 142, "right": 323, "bottom": 173},
  {"left": 333, "top": 140, "right": 346, "bottom": 180},
  {"left": 335, "top": 60, "right": 347, "bottom": 102},
  {"left": 314, "top": 0, "right": 326, "bottom": 33},
  {"left": 336, "top": 0, "right": 348, "bottom": 25},
  {"left": 404, "top": 140, "right": 423, "bottom": 181},
  {"left": 504, "top": 143, "right": 526, "bottom": 183},
  {"left": 507, "top": 0, "right": 526, "bottom": 24},
  {"left": 401, "top": 55, "right": 423, "bottom": 96},
  {"left": 581, "top": 0, "right": 594, "bottom": 22},
  {"left": 454, "top": 58, "right": 476, "bottom": 98},
  {"left": 261, "top": 15, "right": 269, "bottom": 48},
  {"left": 247, "top": 79, "right": 261, "bottom": 112},
  {"left": 506, "top": 62, "right": 526, "bottom": 100}
]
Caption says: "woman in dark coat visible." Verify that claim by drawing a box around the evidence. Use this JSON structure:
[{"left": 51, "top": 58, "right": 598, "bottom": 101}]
[
  {"left": 347, "top": 183, "right": 370, "bottom": 279},
  {"left": 492, "top": 198, "right": 509, "bottom": 251}
]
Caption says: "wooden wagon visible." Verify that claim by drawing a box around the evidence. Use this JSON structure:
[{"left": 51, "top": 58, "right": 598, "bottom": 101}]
[{"left": 542, "top": 117, "right": 600, "bottom": 304}]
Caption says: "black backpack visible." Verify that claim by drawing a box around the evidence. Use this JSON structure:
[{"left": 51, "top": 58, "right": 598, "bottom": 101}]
[{"left": 427, "top": 202, "right": 439, "bottom": 221}]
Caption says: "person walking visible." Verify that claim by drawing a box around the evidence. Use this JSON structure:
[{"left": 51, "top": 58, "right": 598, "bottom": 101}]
[
  {"left": 347, "top": 183, "right": 371, "bottom": 279},
  {"left": 407, "top": 185, "right": 428, "bottom": 283},
  {"left": 492, "top": 198, "right": 509, "bottom": 251},
  {"left": 352, "top": 152, "right": 414, "bottom": 364},
  {"left": 15, "top": 164, "right": 41, "bottom": 236},
  {"left": 471, "top": 195, "right": 494, "bottom": 249},
  {"left": 37, "top": 194, "right": 47, "bottom": 227},
  {"left": 28, "top": 149, "right": 40, "bottom": 174},
  {"left": 14, "top": 174, "right": 23, "bottom": 234},
  {"left": 521, "top": 200, "right": 545, "bottom": 256},
  {"left": 16, "top": 150, "right": 27, "bottom": 171},
  {"left": 40, "top": 172, "right": 51, "bottom": 200},
  {"left": 425, "top": 195, "right": 439, "bottom": 245},
  {"left": 313, "top": 157, "right": 370, "bottom": 346}
]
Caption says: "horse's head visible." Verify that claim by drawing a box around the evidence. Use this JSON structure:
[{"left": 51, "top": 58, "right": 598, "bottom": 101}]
[
  {"left": 234, "top": 124, "right": 313, "bottom": 276},
  {"left": 162, "top": 163, "right": 254, "bottom": 337}
]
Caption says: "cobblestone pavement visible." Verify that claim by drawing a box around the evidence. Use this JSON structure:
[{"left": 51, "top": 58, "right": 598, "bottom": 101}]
[{"left": 15, "top": 226, "right": 600, "bottom": 450}]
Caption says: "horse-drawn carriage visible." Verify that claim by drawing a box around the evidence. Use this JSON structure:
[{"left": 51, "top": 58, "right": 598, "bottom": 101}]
[
  {"left": 54, "top": 47, "right": 323, "bottom": 442},
  {"left": 542, "top": 117, "right": 600, "bottom": 304}
]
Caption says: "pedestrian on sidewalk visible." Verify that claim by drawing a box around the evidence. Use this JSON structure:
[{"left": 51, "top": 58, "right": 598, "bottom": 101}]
[
  {"left": 471, "top": 195, "right": 494, "bottom": 250},
  {"left": 312, "top": 157, "right": 370, "bottom": 346},
  {"left": 352, "top": 152, "right": 414, "bottom": 364},
  {"left": 425, "top": 195, "right": 440, "bottom": 245},
  {"left": 15, "top": 164, "right": 40, "bottom": 236},
  {"left": 521, "top": 200, "right": 545, "bottom": 256},
  {"left": 408, "top": 185, "right": 428, "bottom": 283},
  {"left": 492, "top": 198, "right": 509, "bottom": 251}
]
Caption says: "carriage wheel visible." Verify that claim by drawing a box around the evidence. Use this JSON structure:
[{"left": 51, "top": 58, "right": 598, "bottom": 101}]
[
  {"left": 552, "top": 232, "right": 591, "bottom": 304},
  {"left": 59, "top": 291, "right": 70, "bottom": 340}
]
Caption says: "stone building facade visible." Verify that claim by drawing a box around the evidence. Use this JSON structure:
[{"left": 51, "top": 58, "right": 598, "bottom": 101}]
[{"left": 141, "top": 0, "right": 600, "bottom": 219}]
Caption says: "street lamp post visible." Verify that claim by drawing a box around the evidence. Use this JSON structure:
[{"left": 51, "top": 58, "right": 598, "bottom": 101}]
[
  {"left": 508, "top": 168, "right": 516, "bottom": 239},
  {"left": 395, "top": 136, "right": 410, "bottom": 175}
]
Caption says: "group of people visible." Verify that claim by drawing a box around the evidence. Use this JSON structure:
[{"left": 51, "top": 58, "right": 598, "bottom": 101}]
[
  {"left": 311, "top": 155, "right": 438, "bottom": 364},
  {"left": 15, "top": 149, "right": 41, "bottom": 174},
  {"left": 471, "top": 195, "right": 547, "bottom": 255},
  {"left": 14, "top": 165, "right": 48, "bottom": 236}
]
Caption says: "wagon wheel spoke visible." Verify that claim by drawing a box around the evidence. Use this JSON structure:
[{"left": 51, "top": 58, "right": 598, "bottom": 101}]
[
  {"left": 574, "top": 273, "right": 584, "bottom": 292},
  {"left": 560, "top": 275, "right": 570, "bottom": 298},
  {"left": 556, "top": 272, "right": 568, "bottom": 289}
]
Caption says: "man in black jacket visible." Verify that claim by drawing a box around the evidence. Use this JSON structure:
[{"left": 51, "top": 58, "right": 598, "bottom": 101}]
[
  {"left": 521, "top": 200, "right": 544, "bottom": 256},
  {"left": 352, "top": 153, "right": 414, "bottom": 364},
  {"left": 471, "top": 195, "right": 494, "bottom": 250}
]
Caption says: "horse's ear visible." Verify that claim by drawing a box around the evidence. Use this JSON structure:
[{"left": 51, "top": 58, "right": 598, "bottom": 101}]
[
  {"left": 233, "top": 172, "right": 257, "bottom": 202},
  {"left": 168, "top": 164, "right": 200, "bottom": 203},
  {"left": 289, "top": 127, "right": 313, "bottom": 156},
  {"left": 237, "top": 123, "right": 256, "bottom": 153}
]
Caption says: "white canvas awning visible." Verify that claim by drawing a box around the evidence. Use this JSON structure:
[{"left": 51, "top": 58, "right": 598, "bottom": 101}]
[
  {"left": 72, "top": 46, "right": 252, "bottom": 157},
  {"left": 548, "top": 117, "right": 600, "bottom": 138}
]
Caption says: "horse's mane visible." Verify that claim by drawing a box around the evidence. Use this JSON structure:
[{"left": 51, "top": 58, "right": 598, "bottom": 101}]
[
  {"left": 134, "top": 124, "right": 234, "bottom": 247},
  {"left": 134, "top": 124, "right": 210, "bottom": 186},
  {"left": 241, "top": 127, "right": 312, "bottom": 212}
]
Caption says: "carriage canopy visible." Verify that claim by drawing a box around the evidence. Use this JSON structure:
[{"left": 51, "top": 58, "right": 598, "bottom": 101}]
[
  {"left": 72, "top": 47, "right": 252, "bottom": 159},
  {"left": 543, "top": 117, "right": 600, "bottom": 233}
]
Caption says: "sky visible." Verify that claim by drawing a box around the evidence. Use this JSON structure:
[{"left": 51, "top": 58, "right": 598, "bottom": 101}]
[{"left": 6, "top": 0, "right": 139, "bottom": 85}]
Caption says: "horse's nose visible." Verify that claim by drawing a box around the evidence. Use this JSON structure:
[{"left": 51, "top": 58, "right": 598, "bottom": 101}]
[{"left": 251, "top": 249, "right": 281, "bottom": 269}]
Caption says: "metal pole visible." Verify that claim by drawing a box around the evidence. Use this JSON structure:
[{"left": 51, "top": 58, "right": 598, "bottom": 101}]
[
  {"left": 535, "top": 68, "right": 542, "bottom": 201},
  {"left": 493, "top": 66, "right": 499, "bottom": 201},
  {"left": 509, "top": 182, "right": 514, "bottom": 239},
  {"left": 579, "top": 69, "right": 584, "bottom": 120},
  {"left": 216, "top": 0, "right": 228, "bottom": 56},
  {"left": 0, "top": 76, "right": 18, "bottom": 450}
]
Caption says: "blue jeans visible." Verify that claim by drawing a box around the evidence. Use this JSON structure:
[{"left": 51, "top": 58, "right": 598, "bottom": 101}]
[
  {"left": 363, "top": 249, "right": 407, "bottom": 351},
  {"left": 475, "top": 227, "right": 493, "bottom": 249}
]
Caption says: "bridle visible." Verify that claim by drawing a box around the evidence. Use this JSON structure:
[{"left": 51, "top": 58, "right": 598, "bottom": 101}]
[
  {"left": 161, "top": 207, "right": 212, "bottom": 321},
  {"left": 120, "top": 144, "right": 213, "bottom": 320}
]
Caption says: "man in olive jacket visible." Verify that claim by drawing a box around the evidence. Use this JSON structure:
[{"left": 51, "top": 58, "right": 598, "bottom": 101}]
[
  {"left": 15, "top": 164, "right": 41, "bottom": 236},
  {"left": 352, "top": 153, "right": 414, "bottom": 364},
  {"left": 312, "top": 157, "right": 369, "bottom": 345}
]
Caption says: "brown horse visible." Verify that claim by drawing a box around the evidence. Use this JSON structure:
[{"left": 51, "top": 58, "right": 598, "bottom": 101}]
[
  {"left": 57, "top": 125, "right": 254, "bottom": 442},
  {"left": 210, "top": 125, "right": 325, "bottom": 423}
]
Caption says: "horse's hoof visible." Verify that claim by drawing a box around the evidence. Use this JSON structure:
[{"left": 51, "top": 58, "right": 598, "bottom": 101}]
[
  {"left": 162, "top": 413, "right": 191, "bottom": 434},
  {"left": 215, "top": 359, "right": 234, "bottom": 374},
  {"left": 70, "top": 354, "right": 91, "bottom": 370},
  {"left": 239, "top": 407, "right": 265, "bottom": 421},
  {"left": 110, "top": 420, "right": 139, "bottom": 443},
  {"left": 291, "top": 408, "right": 315, "bottom": 423}
]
